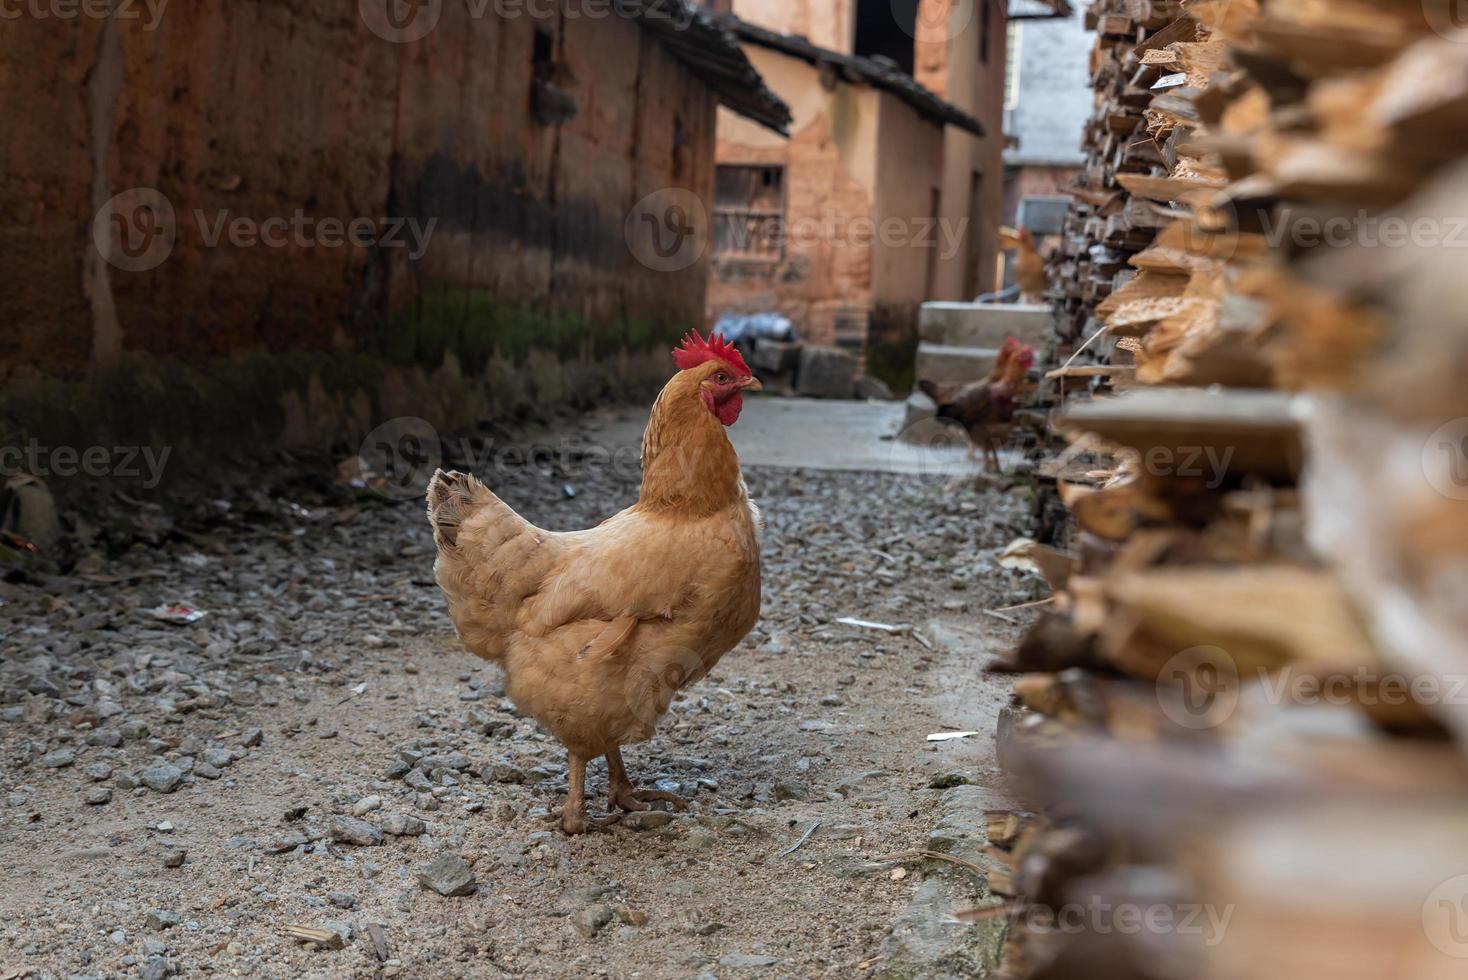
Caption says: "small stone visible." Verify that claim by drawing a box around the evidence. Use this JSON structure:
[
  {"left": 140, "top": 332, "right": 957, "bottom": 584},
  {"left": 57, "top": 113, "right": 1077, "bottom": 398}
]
[
  {"left": 82, "top": 762, "right": 114, "bottom": 782},
  {"left": 381, "top": 813, "right": 426, "bottom": 836},
  {"left": 616, "top": 907, "right": 648, "bottom": 926},
  {"left": 141, "top": 955, "right": 169, "bottom": 980},
  {"left": 330, "top": 816, "right": 383, "bottom": 847},
  {"left": 319, "top": 920, "right": 354, "bottom": 949},
  {"left": 139, "top": 763, "right": 184, "bottom": 794},
  {"left": 351, "top": 795, "right": 383, "bottom": 817},
  {"left": 87, "top": 729, "right": 123, "bottom": 748},
  {"left": 26, "top": 675, "right": 63, "bottom": 698},
  {"left": 121, "top": 719, "right": 150, "bottom": 741},
  {"left": 623, "top": 810, "right": 675, "bottom": 831},
  {"left": 487, "top": 761, "right": 525, "bottom": 784},
  {"left": 571, "top": 904, "right": 614, "bottom": 939},
  {"left": 773, "top": 781, "right": 807, "bottom": 801},
  {"left": 241, "top": 727, "right": 263, "bottom": 747},
  {"left": 403, "top": 769, "right": 433, "bottom": 792},
  {"left": 203, "top": 748, "right": 234, "bottom": 768},
  {"left": 86, "top": 787, "right": 112, "bottom": 806},
  {"left": 719, "top": 953, "right": 782, "bottom": 969},
  {"left": 41, "top": 749, "right": 76, "bottom": 769},
  {"left": 194, "top": 762, "right": 223, "bottom": 780},
  {"left": 418, "top": 855, "right": 477, "bottom": 897},
  {"left": 145, "top": 909, "right": 180, "bottom": 931},
  {"left": 162, "top": 849, "right": 186, "bottom": 868},
  {"left": 327, "top": 892, "right": 356, "bottom": 910}
]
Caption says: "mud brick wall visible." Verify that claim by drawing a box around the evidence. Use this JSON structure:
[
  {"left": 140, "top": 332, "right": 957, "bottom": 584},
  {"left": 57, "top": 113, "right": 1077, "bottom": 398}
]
[{"left": 0, "top": 2, "right": 716, "bottom": 466}]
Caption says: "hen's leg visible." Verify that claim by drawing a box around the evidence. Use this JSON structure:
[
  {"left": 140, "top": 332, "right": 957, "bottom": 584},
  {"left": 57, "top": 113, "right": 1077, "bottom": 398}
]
[
  {"left": 560, "top": 753, "right": 591, "bottom": 834},
  {"left": 606, "top": 747, "right": 689, "bottom": 812},
  {"left": 556, "top": 754, "right": 622, "bottom": 834}
]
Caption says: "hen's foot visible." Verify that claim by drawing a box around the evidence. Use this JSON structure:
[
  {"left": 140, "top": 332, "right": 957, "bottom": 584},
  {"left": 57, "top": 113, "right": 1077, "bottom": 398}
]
[
  {"left": 554, "top": 805, "right": 622, "bottom": 835},
  {"left": 542, "top": 802, "right": 621, "bottom": 834},
  {"left": 609, "top": 785, "right": 691, "bottom": 813}
]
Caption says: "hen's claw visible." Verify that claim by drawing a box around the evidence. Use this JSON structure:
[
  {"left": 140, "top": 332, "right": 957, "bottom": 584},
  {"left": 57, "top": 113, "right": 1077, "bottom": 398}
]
[
  {"left": 554, "top": 806, "right": 622, "bottom": 835},
  {"left": 610, "top": 786, "right": 690, "bottom": 813}
]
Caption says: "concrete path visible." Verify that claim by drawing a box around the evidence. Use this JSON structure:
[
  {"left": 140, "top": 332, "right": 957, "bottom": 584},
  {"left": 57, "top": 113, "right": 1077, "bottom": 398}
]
[{"left": 587, "top": 397, "right": 1001, "bottom": 477}]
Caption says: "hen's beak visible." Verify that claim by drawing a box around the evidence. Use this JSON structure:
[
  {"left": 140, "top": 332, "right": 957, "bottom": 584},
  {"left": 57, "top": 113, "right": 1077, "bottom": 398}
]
[{"left": 741, "top": 376, "right": 764, "bottom": 392}]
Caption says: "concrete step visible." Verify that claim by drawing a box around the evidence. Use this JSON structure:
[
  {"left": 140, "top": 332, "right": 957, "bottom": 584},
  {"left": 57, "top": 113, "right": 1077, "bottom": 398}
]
[
  {"left": 919, "top": 302, "right": 1053, "bottom": 349},
  {"left": 914, "top": 343, "right": 999, "bottom": 386}
]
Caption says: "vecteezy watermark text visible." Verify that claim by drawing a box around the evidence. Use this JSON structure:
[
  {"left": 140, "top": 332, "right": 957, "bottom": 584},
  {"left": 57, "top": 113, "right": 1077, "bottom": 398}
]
[
  {"left": 2, "top": 441, "right": 171, "bottom": 489},
  {"left": 93, "top": 188, "right": 437, "bottom": 272},
  {"left": 1260, "top": 209, "right": 1468, "bottom": 250},
  {"left": 1155, "top": 645, "right": 1468, "bottom": 730},
  {"left": 1013, "top": 899, "right": 1234, "bottom": 947},
  {"left": 194, "top": 210, "right": 437, "bottom": 259},
  {"left": 357, "top": 0, "right": 692, "bottom": 44},
  {"left": 625, "top": 189, "right": 971, "bottom": 274},
  {"left": 0, "top": 0, "right": 167, "bottom": 30}
]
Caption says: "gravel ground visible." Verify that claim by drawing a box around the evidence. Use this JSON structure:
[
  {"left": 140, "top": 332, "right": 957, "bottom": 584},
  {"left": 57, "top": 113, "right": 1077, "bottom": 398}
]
[{"left": 0, "top": 410, "right": 1038, "bottom": 979}]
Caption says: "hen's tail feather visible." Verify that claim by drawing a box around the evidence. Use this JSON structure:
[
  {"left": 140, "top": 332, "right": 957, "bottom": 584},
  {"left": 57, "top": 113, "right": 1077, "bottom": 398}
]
[{"left": 426, "top": 469, "right": 491, "bottom": 553}]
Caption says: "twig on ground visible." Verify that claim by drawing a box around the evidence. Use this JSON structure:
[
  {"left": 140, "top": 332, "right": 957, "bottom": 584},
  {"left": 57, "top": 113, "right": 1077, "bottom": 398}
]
[{"left": 779, "top": 820, "right": 822, "bottom": 857}]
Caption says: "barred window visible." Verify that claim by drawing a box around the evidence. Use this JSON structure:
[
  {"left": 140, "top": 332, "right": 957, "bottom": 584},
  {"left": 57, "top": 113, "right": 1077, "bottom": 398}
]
[{"left": 713, "top": 165, "right": 786, "bottom": 261}]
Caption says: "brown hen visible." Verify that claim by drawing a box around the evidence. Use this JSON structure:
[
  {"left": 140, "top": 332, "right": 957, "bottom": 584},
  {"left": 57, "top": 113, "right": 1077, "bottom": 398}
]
[{"left": 426, "top": 332, "right": 763, "bottom": 834}]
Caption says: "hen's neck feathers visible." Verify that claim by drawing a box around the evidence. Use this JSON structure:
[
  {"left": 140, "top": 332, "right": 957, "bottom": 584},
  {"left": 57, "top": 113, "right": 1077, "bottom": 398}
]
[{"left": 638, "top": 368, "right": 744, "bottom": 516}]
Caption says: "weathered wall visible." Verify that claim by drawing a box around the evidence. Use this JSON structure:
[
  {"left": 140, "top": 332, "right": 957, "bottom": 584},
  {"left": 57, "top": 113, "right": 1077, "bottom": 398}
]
[
  {"left": 1002, "top": 7, "right": 1091, "bottom": 167},
  {"left": 731, "top": 0, "right": 855, "bottom": 54},
  {"left": 869, "top": 91, "right": 947, "bottom": 386},
  {"left": 914, "top": 0, "right": 1007, "bottom": 300},
  {"left": 0, "top": 4, "right": 715, "bottom": 468},
  {"left": 871, "top": 93, "right": 946, "bottom": 308},
  {"left": 710, "top": 47, "right": 884, "bottom": 349}
]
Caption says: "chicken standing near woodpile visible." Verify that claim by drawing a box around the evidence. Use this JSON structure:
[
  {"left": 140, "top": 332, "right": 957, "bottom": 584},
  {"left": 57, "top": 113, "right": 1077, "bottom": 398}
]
[
  {"left": 1015, "top": 227, "right": 1049, "bottom": 304},
  {"left": 426, "top": 332, "right": 764, "bottom": 834},
  {"left": 919, "top": 337, "right": 1036, "bottom": 473}
]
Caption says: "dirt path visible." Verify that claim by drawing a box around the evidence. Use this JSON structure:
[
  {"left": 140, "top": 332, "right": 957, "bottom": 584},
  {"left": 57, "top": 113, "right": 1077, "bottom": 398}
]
[{"left": 0, "top": 409, "right": 1035, "bottom": 978}]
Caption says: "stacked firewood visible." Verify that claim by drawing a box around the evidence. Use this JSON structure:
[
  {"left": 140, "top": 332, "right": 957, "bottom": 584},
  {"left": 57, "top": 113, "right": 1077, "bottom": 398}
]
[{"left": 990, "top": 1, "right": 1468, "bottom": 977}]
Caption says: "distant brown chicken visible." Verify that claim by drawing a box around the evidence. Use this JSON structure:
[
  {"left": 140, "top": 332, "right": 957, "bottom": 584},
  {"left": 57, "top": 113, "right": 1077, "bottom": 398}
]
[
  {"left": 919, "top": 337, "right": 1036, "bottom": 472},
  {"left": 1015, "top": 227, "right": 1049, "bottom": 304}
]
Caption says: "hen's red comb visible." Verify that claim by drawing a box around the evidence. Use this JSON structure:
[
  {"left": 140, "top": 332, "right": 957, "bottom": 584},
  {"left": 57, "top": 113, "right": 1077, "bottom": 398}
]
[{"left": 672, "top": 329, "right": 750, "bottom": 376}]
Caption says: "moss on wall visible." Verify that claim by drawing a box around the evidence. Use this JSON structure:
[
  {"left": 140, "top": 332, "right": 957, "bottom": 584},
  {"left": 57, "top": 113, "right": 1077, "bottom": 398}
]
[
  {"left": 866, "top": 301, "right": 922, "bottom": 395},
  {"left": 0, "top": 289, "right": 683, "bottom": 493},
  {"left": 382, "top": 286, "right": 669, "bottom": 373}
]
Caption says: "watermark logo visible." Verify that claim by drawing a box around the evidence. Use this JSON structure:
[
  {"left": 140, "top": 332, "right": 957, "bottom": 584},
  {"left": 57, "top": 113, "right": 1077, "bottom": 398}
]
[
  {"left": 358, "top": 417, "right": 443, "bottom": 499},
  {"left": 626, "top": 188, "right": 708, "bottom": 273},
  {"left": 91, "top": 188, "right": 438, "bottom": 270},
  {"left": 1, "top": 441, "right": 172, "bottom": 489},
  {"left": 890, "top": 416, "right": 997, "bottom": 480},
  {"left": 1423, "top": 2, "right": 1468, "bottom": 42},
  {"left": 621, "top": 644, "right": 707, "bottom": 732},
  {"left": 92, "top": 188, "right": 176, "bottom": 272},
  {"left": 0, "top": 0, "right": 168, "bottom": 30},
  {"left": 358, "top": 0, "right": 692, "bottom": 43},
  {"left": 1155, "top": 645, "right": 1241, "bottom": 730},
  {"left": 1422, "top": 417, "right": 1468, "bottom": 501},
  {"left": 359, "top": 0, "right": 442, "bottom": 42},
  {"left": 1012, "top": 898, "right": 1233, "bottom": 947},
  {"left": 1423, "top": 874, "right": 1468, "bottom": 958},
  {"left": 903, "top": 0, "right": 975, "bottom": 45}
]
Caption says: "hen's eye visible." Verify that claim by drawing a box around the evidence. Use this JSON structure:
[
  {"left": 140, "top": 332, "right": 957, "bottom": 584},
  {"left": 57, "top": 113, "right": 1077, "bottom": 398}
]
[{"left": 716, "top": 373, "right": 730, "bottom": 384}]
